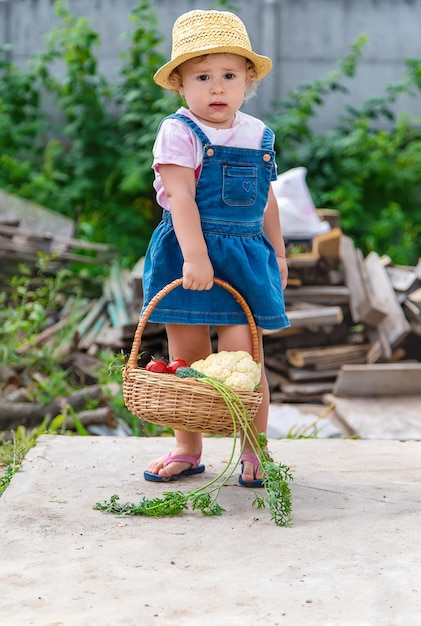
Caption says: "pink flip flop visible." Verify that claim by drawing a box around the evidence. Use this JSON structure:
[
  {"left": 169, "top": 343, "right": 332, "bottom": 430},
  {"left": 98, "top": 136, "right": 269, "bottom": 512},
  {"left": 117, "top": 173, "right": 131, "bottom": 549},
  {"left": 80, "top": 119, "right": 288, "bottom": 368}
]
[
  {"left": 238, "top": 453, "right": 264, "bottom": 488},
  {"left": 144, "top": 452, "right": 205, "bottom": 482}
]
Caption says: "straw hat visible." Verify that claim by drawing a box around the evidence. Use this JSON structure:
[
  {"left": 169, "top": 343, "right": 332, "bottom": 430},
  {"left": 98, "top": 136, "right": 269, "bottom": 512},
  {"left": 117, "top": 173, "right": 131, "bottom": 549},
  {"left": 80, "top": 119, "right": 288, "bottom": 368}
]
[{"left": 154, "top": 9, "right": 272, "bottom": 90}]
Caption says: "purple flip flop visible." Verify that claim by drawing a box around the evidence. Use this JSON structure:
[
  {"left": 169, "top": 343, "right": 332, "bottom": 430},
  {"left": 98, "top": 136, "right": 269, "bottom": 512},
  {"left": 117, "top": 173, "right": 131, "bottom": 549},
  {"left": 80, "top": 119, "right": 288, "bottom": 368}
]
[
  {"left": 238, "top": 453, "right": 264, "bottom": 488},
  {"left": 144, "top": 452, "right": 205, "bottom": 482}
]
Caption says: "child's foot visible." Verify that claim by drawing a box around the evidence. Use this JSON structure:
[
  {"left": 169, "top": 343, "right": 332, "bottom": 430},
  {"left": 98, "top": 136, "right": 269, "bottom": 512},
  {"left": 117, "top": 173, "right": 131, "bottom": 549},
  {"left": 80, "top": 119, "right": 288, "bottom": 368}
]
[
  {"left": 239, "top": 453, "right": 264, "bottom": 488},
  {"left": 144, "top": 450, "right": 205, "bottom": 482}
]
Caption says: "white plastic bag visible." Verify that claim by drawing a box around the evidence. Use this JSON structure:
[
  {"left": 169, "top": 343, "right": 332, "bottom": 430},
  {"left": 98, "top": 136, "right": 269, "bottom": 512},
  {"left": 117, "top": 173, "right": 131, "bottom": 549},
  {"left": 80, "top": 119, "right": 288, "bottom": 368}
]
[{"left": 272, "top": 167, "right": 330, "bottom": 239}]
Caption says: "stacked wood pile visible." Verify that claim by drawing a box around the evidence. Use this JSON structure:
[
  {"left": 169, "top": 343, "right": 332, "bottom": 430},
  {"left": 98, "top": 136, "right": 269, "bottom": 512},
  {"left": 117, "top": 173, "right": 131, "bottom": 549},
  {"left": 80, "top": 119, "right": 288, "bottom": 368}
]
[
  {"left": 0, "top": 189, "right": 116, "bottom": 284},
  {"left": 263, "top": 227, "right": 421, "bottom": 403},
  {"left": 0, "top": 221, "right": 115, "bottom": 270},
  {"left": 0, "top": 191, "right": 120, "bottom": 432}
]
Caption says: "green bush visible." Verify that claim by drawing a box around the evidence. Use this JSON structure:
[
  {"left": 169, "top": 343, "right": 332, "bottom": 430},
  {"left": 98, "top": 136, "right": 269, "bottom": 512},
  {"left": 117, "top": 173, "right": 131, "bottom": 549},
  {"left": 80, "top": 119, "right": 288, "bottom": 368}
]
[
  {"left": 0, "top": 0, "right": 177, "bottom": 265},
  {"left": 1, "top": 5, "right": 420, "bottom": 266},
  {"left": 268, "top": 36, "right": 421, "bottom": 265}
]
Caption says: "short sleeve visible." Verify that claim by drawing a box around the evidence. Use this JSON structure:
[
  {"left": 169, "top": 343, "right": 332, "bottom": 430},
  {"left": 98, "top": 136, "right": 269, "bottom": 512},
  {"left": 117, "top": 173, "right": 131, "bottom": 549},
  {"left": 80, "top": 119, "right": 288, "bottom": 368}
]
[{"left": 152, "top": 118, "right": 200, "bottom": 172}]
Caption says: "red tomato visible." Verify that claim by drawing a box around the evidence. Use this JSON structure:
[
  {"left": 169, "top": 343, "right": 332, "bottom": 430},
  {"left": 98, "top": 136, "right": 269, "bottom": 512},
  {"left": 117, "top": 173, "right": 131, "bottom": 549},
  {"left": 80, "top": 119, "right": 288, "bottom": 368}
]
[
  {"left": 167, "top": 358, "right": 189, "bottom": 374},
  {"left": 145, "top": 360, "right": 169, "bottom": 374}
]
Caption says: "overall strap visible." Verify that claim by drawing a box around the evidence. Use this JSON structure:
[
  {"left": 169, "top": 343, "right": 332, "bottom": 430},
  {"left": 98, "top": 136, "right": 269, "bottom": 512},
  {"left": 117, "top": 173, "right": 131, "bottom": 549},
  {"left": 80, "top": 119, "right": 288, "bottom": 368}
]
[
  {"left": 168, "top": 113, "right": 211, "bottom": 147},
  {"left": 261, "top": 126, "right": 275, "bottom": 151}
]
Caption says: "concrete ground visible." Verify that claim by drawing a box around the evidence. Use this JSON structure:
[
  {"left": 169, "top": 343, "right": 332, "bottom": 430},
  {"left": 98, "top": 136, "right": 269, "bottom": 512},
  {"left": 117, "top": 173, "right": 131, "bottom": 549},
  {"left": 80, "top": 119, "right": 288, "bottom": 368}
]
[{"left": 1, "top": 435, "right": 421, "bottom": 626}]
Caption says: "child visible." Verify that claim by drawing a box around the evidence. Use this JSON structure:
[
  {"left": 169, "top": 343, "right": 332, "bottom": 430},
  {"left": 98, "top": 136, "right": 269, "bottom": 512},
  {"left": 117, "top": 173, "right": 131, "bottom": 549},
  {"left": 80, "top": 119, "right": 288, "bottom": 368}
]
[{"left": 142, "top": 9, "right": 290, "bottom": 486}]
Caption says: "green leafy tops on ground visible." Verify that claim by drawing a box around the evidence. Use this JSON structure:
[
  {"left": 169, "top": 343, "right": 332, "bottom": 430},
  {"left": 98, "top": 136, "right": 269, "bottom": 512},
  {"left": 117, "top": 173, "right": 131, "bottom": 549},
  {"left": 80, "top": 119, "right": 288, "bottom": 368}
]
[{"left": 95, "top": 376, "right": 294, "bottom": 527}]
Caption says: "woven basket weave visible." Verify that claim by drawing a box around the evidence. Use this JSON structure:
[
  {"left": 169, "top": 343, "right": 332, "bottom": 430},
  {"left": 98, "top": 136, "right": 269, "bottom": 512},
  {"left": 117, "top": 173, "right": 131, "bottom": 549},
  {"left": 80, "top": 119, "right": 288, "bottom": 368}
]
[{"left": 123, "top": 278, "right": 262, "bottom": 435}]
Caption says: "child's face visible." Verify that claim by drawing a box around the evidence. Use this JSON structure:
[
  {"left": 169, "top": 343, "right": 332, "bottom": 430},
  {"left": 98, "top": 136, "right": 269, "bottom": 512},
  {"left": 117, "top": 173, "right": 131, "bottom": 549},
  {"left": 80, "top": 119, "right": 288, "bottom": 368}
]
[{"left": 177, "top": 53, "right": 252, "bottom": 129}]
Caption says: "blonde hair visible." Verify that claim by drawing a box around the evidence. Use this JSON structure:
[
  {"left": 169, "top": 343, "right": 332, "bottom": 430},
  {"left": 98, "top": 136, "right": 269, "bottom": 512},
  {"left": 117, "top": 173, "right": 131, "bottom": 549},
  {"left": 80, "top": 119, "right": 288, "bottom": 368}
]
[{"left": 168, "top": 55, "right": 259, "bottom": 100}]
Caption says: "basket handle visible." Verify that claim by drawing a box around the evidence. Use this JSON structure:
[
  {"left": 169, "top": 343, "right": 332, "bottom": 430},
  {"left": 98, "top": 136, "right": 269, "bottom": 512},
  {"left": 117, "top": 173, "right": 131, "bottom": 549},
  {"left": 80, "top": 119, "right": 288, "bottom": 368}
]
[{"left": 124, "top": 277, "right": 260, "bottom": 377}]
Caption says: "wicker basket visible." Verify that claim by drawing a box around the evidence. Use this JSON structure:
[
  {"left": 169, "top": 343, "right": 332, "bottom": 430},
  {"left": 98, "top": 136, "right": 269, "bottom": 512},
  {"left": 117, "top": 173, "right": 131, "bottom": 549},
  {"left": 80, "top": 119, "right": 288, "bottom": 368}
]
[{"left": 123, "top": 277, "right": 262, "bottom": 435}]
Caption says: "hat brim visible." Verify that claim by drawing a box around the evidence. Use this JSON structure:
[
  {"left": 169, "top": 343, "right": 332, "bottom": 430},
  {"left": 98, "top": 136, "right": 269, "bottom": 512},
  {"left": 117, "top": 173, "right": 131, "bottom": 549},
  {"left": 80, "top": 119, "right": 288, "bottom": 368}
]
[{"left": 154, "top": 46, "right": 272, "bottom": 90}]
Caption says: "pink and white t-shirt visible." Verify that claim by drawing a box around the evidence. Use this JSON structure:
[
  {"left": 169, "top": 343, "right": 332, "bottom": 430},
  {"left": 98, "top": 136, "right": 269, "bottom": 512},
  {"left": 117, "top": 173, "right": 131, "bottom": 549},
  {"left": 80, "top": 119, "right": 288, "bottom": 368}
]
[{"left": 152, "top": 107, "right": 272, "bottom": 211}]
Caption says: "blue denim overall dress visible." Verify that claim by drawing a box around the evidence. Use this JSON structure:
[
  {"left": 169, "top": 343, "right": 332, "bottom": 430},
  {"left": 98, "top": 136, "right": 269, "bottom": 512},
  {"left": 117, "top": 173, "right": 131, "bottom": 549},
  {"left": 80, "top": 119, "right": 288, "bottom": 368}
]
[{"left": 141, "top": 114, "right": 290, "bottom": 331}]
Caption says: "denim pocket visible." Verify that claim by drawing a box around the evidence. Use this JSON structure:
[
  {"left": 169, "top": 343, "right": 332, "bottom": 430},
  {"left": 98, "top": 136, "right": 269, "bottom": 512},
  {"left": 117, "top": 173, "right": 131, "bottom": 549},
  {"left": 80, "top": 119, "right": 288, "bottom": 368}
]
[{"left": 222, "top": 165, "right": 257, "bottom": 206}]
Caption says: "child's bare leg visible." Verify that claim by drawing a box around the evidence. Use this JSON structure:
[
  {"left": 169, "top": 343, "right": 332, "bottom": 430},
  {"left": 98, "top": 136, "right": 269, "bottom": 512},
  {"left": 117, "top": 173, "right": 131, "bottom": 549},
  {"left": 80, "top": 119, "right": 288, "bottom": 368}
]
[
  {"left": 216, "top": 325, "right": 268, "bottom": 482},
  {"left": 146, "top": 323, "right": 212, "bottom": 478}
]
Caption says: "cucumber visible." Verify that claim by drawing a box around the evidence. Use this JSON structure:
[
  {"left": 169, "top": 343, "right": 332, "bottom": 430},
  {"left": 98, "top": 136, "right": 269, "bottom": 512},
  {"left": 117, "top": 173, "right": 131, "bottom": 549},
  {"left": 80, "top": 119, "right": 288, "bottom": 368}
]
[{"left": 175, "top": 367, "right": 206, "bottom": 379}]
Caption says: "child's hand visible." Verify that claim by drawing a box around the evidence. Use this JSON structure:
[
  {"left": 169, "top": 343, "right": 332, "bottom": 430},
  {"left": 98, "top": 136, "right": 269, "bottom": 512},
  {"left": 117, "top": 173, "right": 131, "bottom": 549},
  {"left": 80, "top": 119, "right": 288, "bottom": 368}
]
[
  {"left": 182, "top": 256, "right": 214, "bottom": 290},
  {"left": 277, "top": 255, "right": 288, "bottom": 290}
]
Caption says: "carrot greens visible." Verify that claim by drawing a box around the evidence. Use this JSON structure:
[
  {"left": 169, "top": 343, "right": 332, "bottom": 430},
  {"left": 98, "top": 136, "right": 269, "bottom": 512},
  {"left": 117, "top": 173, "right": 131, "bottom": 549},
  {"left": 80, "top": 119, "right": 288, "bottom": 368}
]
[{"left": 94, "top": 376, "right": 293, "bottom": 526}]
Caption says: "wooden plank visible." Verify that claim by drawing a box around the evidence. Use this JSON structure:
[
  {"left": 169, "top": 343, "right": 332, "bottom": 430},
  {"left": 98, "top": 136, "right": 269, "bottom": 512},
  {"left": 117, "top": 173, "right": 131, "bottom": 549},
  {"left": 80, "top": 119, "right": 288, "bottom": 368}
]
[
  {"left": 340, "top": 235, "right": 387, "bottom": 325},
  {"left": 103, "top": 270, "right": 131, "bottom": 327},
  {"left": 77, "top": 315, "right": 107, "bottom": 351},
  {"left": 104, "top": 263, "right": 132, "bottom": 327},
  {"left": 286, "top": 343, "right": 371, "bottom": 369},
  {"left": 312, "top": 227, "right": 342, "bottom": 261},
  {"left": 0, "top": 223, "right": 115, "bottom": 268},
  {"left": 92, "top": 324, "right": 124, "bottom": 348},
  {"left": 0, "top": 189, "right": 74, "bottom": 238},
  {"left": 403, "top": 300, "right": 421, "bottom": 336},
  {"left": 364, "top": 251, "right": 411, "bottom": 348},
  {"left": 366, "top": 327, "right": 393, "bottom": 363},
  {"left": 366, "top": 339, "right": 386, "bottom": 364},
  {"left": 284, "top": 253, "right": 319, "bottom": 269},
  {"left": 315, "top": 208, "right": 341, "bottom": 229},
  {"left": 386, "top": 266, "right": 418, "bottom": 292},
  {"left": 408, "top": 287, "right": 421, "bottom": 308},
  {"left": 0, "top": 218, "right": 19, "bottom": 227},
  {"left": 333, "top": 363, "right": 421, "bottom": 396},
  {"left": 263, "top": 305, "right": 343, "bottom": 336},
  {"left": 323, "top": 394, "right": 421, "bottom": 439},
  {"left": 0, "top": 238, "right": 53, "bottom": 254},
  {"left": 287, "top": 367, "right": 339, "bottom": 382},
  {"left": 76, "top": 295, "right": 108, "bottom": 337},
  {"left": 284, "top": 285, "right": 350, "bottom": 305},
  {"left": 0, "top": 232, "right": 114, "bottom": 264},
  {"left": 281, "top": 380, "right": 335, "bottom": 397},
  {"left": 0, "top": 223, "right": 112, "bottom": 252},
  {"left": 272, "top": 390, "right": 329, "bottom": 403},
  {"left": 287, "top": 228, "right": 342, "bottom": 269},
  {"left": 403, "top": 298, "right": 421, "bottom": 320}
]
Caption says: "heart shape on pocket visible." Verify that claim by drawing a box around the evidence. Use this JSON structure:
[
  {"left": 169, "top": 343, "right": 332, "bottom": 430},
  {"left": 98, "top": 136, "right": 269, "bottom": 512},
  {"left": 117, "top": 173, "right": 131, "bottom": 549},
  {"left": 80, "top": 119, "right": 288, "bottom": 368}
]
[{"left": 242, "top": 181, "right": 251, "bottom": 193}]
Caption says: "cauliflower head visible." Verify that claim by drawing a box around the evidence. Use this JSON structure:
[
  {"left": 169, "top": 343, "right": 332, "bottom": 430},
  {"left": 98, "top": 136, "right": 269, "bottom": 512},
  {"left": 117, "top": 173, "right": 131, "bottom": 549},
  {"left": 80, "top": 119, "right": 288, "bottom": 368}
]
[{"left": 191, "top": 350, "right": 261, "bottom": 391}]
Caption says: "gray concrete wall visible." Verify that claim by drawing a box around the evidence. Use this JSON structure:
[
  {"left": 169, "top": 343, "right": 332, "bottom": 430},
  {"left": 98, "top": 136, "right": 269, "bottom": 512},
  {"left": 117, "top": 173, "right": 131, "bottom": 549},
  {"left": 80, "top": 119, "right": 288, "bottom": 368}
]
[{"left": 1, "top": 0, "right": 421, "bottom": 130}]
